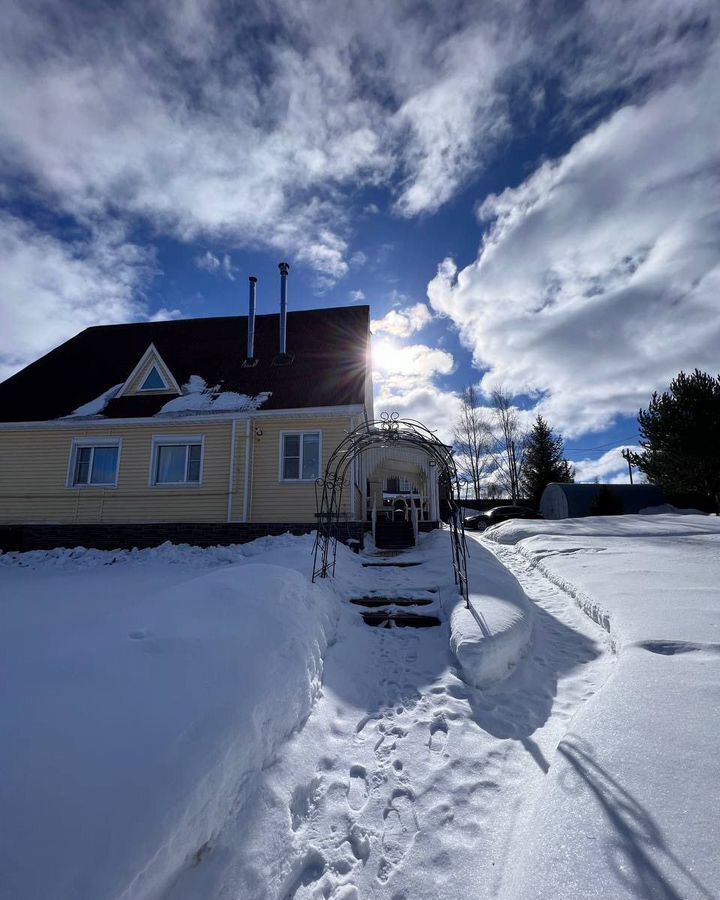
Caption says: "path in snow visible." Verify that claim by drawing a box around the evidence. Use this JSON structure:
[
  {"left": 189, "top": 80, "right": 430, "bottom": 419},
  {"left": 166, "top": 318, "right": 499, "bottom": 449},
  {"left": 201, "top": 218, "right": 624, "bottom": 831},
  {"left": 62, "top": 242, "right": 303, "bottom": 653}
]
[{"left": 165, "top": 536, "right": 614, "bottom": 900}]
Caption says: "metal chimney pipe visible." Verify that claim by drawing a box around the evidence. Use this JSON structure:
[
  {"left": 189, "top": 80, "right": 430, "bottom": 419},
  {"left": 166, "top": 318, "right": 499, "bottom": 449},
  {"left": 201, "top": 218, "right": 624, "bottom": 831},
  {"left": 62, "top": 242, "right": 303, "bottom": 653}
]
[
  {"left": 278, "top": 261, "right": 289, "bottom": 354},
  {"left": 247, "top": 276, "right": 257, "bottom": 359}
]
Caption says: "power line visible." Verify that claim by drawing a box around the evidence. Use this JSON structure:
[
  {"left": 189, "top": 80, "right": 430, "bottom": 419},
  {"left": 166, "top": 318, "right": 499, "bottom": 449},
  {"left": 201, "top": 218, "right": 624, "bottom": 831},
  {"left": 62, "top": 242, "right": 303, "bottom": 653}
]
[{"left": 564, "top": 435, "right": 638, "bottom": 454}]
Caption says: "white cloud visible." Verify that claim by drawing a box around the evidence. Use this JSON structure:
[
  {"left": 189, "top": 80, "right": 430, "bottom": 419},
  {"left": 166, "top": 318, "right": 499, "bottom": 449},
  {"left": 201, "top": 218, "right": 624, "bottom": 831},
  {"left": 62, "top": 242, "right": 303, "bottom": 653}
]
[
  {"left": 2, "top": 0, "right": 714, "bottom": 285},
  {"left": 195, "top": 250, "right": 236, "bottom": 279},
  {"left": 372, "top": 337, "right": 457, "bottom": 442},
  {"left": 428, "top": 44, "right": 720, "bottom": 436},
  {"left": 371, "top": 302, "right": 432, "bottom": 338},
  {"left": 0, "top": 215, "right": 155, "bottom": 380},
  {"left": 349, "top": 290, "right": 365, "bottom": 302},
  {"left": 573, "top": 447, "right": 642, "bottom": 485}
]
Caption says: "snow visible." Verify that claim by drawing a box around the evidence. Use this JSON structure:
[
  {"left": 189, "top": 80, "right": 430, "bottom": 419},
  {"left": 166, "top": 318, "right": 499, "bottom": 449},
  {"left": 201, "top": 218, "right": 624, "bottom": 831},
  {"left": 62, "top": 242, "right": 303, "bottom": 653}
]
[
  {"left": 5, "top": 517, "right": 715, "bottom": 899},
  {"left": 0, "top": 534, "right": 338, "bottom": 900},
  {"left": 63, "top": 382, "right": 122, "bottom": 417},
  {"left": 449, "top": 538, "right": 534, "bottom": 688},
  {"left": 157, "top": 375, "right": 271, "bottom": 414},
  {"left": 485, "top": 514, "right": 720, "bottom": 899}
]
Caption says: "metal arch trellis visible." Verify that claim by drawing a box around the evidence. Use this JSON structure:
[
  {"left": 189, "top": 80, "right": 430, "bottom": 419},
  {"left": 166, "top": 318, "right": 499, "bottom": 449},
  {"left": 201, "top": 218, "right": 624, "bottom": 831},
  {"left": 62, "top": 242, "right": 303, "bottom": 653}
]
[{"left": 312, "top": 413, "right": 470, "bottom": 606}]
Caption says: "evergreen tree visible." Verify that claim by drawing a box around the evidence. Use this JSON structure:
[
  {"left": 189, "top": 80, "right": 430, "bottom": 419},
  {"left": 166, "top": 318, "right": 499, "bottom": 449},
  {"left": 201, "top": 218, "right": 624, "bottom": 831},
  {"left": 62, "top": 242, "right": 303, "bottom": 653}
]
[
  {"left": 629, "top": 369, "right": 720, "bottom": 509},
  {"left": 521, "top": 415, "right": 574, "bottom": 508}
]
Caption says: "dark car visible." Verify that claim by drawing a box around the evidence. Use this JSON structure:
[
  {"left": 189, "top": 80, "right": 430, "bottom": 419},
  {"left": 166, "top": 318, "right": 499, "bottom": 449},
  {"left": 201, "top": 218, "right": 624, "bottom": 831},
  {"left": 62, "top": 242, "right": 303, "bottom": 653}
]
[{"left": 463, "top": 505, "right": 542, "bottom": 531}]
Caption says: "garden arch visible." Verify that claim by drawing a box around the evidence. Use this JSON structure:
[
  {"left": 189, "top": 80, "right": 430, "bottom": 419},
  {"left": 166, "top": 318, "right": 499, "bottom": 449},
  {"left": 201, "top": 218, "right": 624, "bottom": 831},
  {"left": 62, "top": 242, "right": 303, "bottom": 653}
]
[{"left": 312, "top": 413, "right": 469, "bottom": 605}]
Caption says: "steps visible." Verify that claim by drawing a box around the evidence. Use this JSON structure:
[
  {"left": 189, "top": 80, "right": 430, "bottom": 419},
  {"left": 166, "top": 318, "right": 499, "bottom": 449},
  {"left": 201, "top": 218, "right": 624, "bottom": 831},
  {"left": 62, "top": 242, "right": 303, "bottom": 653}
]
[{"left": 374, "top": 520, "right": 415, "bottom": 550}]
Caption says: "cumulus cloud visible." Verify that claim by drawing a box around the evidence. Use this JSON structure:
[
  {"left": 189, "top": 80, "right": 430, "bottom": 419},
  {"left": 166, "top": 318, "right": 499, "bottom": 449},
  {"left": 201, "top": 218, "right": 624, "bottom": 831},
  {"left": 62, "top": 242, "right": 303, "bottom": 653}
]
[
  {"left": 372, "top": 302, "right": 432, "bottom": 338},
  {"left": 0, "top": 215, "right": 155, "bottom": 380},
  {"left": 349, "top": 290, "right": 366, "bottom": 302},
  {"left": 372, "top": 337, "right": 458, "bottom": 441},
  {"left": 428, "top": 44, "right": 720, "bottom": 436},
  {"left": 573, "top": 447, "right": 643, "bottom": 485},
  {"left": 2, "top": 0, "right": 714, "bottom": 280}
]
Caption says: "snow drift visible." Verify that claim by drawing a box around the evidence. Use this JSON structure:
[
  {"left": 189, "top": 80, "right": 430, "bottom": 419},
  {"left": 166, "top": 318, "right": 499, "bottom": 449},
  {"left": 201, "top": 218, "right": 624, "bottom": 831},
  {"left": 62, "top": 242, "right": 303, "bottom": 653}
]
[
  {"left": 0, "top": 550, "right": 337, "bottom": 900},
  {"left": 449, "top": 537, "right": 534, "bottom": 688}
]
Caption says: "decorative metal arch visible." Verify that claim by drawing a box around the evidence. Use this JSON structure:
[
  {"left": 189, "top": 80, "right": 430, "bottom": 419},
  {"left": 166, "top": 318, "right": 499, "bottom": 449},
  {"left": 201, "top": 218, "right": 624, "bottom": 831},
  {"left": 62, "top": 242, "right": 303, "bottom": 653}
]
[{"left": 312, "top": 413, "right": 469, "bottom": 606}]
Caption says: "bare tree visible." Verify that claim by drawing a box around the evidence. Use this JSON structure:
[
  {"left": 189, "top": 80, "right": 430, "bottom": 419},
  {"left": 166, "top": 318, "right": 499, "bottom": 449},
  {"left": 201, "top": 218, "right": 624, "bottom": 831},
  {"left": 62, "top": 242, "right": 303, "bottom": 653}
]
[
  {"left": 453, "top": 386, "right": 493, "bottom": 499},
  {"left": 489, "top": 388, "right": 527, "bottom": 502}
]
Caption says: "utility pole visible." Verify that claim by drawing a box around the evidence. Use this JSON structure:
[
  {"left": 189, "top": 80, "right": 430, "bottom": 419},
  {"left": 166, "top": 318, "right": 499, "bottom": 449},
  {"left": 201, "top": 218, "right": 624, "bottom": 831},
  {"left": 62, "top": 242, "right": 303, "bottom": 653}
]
[{"left": 621, "top": 448, "right": 634, "bottom": 485}]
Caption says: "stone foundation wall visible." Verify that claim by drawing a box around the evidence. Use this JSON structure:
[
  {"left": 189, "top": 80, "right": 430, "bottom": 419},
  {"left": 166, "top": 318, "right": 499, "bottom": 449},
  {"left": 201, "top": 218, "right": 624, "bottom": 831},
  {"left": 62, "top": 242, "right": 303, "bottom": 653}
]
[{"left": 0, "top": 521, "right": 365, "bottom": 553}]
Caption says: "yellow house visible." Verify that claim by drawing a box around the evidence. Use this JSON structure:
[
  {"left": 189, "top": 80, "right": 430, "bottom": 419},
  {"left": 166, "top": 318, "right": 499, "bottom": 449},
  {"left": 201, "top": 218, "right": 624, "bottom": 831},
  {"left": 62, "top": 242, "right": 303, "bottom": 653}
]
[{"left": 0, "top": 280, "right": 377, "bottom": 550}]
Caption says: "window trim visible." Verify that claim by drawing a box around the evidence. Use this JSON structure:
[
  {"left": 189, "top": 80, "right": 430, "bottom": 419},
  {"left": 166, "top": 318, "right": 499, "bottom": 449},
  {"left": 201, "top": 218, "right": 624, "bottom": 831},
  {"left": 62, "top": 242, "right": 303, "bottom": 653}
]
[
  {"left": 278, "top": 430, "right": 322, "bottom": 483},
  {"left": 149, "top": 435, "right": 205, "bottom": 487},
  {"left": 66, "top": 437, "right": 122, "bottom": 489}
]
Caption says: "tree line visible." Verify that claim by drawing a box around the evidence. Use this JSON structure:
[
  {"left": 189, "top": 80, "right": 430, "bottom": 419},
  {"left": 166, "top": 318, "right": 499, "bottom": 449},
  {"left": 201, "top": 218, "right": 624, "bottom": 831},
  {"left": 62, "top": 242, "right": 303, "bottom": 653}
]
[
  {"left": 453, "top": 386, "right": 574, "bottom": 508},
  {"left": 454, "top": 369, "right": 720, "bottom": 512}
]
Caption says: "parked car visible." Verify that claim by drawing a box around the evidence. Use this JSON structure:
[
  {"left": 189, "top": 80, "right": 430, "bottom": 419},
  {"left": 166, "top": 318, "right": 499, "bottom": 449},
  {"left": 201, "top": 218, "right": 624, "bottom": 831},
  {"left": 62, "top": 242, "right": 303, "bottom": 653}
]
[{"left": 463, "top": 505, "right": 542, "bottom": 531}]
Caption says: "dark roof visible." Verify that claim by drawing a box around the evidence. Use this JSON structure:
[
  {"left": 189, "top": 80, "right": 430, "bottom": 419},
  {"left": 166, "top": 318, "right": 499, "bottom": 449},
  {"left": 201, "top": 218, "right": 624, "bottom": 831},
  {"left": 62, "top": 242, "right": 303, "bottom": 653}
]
[{"left": 0, "top": 305, "right": 370, "bottom": 422}]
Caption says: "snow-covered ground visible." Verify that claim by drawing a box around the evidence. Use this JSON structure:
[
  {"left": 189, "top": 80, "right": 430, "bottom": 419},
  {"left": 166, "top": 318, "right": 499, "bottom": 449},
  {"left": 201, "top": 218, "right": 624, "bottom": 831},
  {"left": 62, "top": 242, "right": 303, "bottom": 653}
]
[
  {"left": 4, "top": 516, "right": 714, "bottom": 899},
  {"left": 0, "top": 536, "right": 337, "bottom": 900},
  {"left": 486, "top": 514, "right": 720, "bottom": 900}
]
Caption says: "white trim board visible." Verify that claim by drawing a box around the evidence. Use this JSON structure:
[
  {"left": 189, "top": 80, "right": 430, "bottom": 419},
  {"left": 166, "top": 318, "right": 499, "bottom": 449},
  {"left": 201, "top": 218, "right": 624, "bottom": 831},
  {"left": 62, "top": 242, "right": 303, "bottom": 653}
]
[{"left": 0, "top": 404, "right": 366, "bottom": 430}]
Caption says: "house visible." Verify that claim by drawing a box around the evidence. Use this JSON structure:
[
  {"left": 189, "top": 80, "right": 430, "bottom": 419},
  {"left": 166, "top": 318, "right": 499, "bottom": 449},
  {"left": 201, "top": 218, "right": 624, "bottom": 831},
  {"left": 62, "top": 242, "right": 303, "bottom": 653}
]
[
  {"left": 0, "top": 269, "right": 441, "bottom": 551},
  {"left": 539, "top": 482, "right": 665, "bottom": 519}
]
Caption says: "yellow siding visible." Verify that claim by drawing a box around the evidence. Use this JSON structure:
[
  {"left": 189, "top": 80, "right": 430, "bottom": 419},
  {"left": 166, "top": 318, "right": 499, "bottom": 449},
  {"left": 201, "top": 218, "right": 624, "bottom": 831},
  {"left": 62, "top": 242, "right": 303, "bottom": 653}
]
[
  {"left": 249, "top": 416, "right": 354, "bottom": 522},
  {"left": 0, "top": 414, "right": 361, "bottom": 525},
  {"left": 0, "top": 422, "right": 238, "bottom": 524}
]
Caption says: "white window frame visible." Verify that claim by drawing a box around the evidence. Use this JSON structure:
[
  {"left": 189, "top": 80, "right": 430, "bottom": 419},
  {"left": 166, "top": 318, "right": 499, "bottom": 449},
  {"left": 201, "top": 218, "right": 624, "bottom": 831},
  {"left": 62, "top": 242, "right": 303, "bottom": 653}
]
[
  {"left": 149, "top": 435, "right": 205, "bottom": 487},
  {"left": 279, "top": 430, "right": 322, "bottom": 483},
  {"left": 66, "top": 437, "right": 122, "bottom": 489}
]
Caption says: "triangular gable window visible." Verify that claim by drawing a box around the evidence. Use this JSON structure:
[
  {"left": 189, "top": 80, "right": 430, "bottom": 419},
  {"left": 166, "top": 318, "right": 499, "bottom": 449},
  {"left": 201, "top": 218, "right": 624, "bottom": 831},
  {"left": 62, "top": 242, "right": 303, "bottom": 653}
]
[
  {"left": 139, "top": 366, "right": 167, "bottom": 391},
  {"left": 117, "top": 343, "right": 181, "bottom": 398}
]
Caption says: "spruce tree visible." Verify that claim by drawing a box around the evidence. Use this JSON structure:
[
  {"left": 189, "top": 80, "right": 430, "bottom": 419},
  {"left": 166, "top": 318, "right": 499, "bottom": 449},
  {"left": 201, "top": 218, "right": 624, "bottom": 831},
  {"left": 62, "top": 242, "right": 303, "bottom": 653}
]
[
  {"left": 629, "top": 369, "right": 720, "bottom": 509},
  {"left": 521, "top": 415, "right": 574, "bottom": 508}
]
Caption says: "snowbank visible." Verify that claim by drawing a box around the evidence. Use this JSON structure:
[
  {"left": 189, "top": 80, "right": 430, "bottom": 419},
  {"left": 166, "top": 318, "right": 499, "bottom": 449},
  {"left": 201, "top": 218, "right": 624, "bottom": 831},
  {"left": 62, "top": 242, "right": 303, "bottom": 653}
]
[
  {"left": 449, "top": 537, "right": 534, "bottom": 688},
  {"left": 0, "top": 542, "right": 337, "bottom": 900},
  {"left": 486, "top": 515, "right": 720, "bottom": 899}
]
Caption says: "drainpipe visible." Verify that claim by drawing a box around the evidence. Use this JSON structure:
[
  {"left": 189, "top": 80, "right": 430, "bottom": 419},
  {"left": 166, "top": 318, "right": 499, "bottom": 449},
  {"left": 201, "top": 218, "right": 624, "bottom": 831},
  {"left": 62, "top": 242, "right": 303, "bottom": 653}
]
[
  {"left": 227, "top": 418, "right": 237, "bottom": 522},
  {"left": 247, "top": 276, "right": 257, "bottom": 361},
  {"left": 242, "top": 419, "right": 252, "bottom": 522}
]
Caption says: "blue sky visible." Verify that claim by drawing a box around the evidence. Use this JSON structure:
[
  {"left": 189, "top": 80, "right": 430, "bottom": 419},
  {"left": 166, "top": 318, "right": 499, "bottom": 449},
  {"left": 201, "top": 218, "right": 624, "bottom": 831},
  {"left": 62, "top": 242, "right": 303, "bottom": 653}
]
[{"left": 1, "top": 0, "right": 718, "bottom": 483}]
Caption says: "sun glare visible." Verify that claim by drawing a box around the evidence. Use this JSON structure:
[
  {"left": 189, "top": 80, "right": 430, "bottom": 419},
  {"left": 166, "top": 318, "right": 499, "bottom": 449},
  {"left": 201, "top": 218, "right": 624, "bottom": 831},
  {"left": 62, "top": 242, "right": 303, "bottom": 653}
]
[{"left": 372, "top": 338, "right": 401, "bottom": 374}]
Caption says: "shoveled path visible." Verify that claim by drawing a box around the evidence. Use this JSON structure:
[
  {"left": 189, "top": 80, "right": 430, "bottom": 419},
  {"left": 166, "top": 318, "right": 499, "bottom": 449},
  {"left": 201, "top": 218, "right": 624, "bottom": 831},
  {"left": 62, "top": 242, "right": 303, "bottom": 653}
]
[{"left": 165, "top": 534, "right": 614, "bottom": 900}]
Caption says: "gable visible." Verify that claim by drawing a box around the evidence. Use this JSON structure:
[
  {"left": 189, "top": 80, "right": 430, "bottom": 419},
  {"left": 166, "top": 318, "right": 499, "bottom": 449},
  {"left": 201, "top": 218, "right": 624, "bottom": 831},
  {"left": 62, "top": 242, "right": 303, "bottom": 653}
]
[{"left": 117, "top": 344, "right": 181, "bottom": 397}]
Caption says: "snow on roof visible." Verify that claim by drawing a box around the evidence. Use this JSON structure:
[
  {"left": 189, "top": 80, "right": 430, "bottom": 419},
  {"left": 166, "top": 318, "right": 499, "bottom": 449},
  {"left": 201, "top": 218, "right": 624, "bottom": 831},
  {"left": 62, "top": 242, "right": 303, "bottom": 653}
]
[
  {"left": 62, "top": 383, "right": 123, "bottom": 418},
  {"left": 157, "top": 376, "right": 271, "bottom": 415}
]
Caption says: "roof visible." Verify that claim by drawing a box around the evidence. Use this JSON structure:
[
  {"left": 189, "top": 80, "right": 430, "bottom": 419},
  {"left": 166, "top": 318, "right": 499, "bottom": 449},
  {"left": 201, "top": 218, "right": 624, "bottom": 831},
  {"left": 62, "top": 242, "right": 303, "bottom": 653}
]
[
  {"left": 542, "top": 482, "right": 664, "bottom": 517},
  {"left": 0, "top": 305, "right": 371, "bottom": 423}
]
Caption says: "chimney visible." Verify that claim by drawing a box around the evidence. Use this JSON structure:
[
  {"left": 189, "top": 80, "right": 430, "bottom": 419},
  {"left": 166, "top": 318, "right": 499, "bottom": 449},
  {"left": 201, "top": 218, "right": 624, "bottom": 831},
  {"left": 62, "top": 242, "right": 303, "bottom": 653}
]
[
  {"left": 243, "top": 276, "right": 258, "bottom": 367},
  {"left": 274, "top": 261, "right": 294, "bottom": 365},
  {"left": 278, "top": 261, "right": 289, "bottom": 354}
]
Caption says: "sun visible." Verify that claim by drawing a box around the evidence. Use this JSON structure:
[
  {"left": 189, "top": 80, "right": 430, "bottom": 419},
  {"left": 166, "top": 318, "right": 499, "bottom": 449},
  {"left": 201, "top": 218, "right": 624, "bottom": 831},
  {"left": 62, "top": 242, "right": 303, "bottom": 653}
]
[{"left": 372, "top": 337, "right": 401, "bottom": 374}]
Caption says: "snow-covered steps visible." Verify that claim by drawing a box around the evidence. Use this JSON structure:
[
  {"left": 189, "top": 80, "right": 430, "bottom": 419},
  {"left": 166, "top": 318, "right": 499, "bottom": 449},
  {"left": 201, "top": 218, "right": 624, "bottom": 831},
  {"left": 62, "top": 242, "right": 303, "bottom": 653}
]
[
  {"left": 361, "top": 610, "right": 441, "bottom": 628},
  {"left": 361, "top": 560, "right": 423, "bottom": 568}
]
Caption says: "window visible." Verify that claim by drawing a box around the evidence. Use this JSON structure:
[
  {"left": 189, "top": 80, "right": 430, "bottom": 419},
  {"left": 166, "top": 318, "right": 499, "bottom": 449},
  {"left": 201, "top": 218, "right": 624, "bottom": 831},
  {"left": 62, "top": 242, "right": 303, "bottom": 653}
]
[
  {"left": 281, "top": 432, "right": 320, "bottom": 481},
  {"left": 69, "top": 442, "right": 120, "bottom": 487},
  {"left": 151, "top": 439, "right": 203, "bottom": 485},
  {"left": 139, "top": 366, "right": 167, "bottom": 391}
]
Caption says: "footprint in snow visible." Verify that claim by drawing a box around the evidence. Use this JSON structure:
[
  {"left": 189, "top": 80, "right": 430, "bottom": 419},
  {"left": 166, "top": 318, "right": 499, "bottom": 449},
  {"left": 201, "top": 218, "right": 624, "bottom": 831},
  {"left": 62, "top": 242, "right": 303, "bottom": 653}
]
[
  {"left": 429, "top": 719, "right": 449, "bottom": 759},
  {"left": 347, "top": 765, "right": 369, "bottom": 812},
  {"left": 377, "top": 789, "right": 418, "bottom": 883}
]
